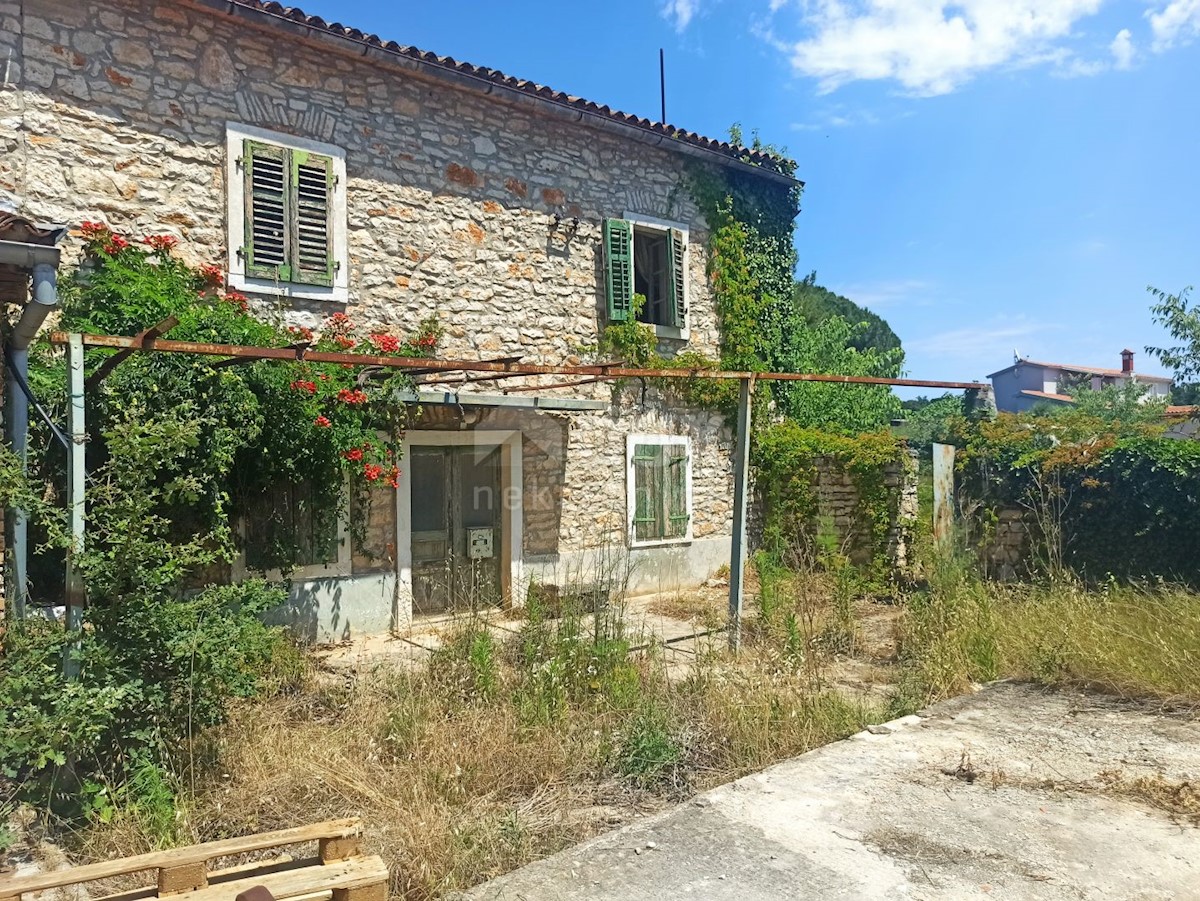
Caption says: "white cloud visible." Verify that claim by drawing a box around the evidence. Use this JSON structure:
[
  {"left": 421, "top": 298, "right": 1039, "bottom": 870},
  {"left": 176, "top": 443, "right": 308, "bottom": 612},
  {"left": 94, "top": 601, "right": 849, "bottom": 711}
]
[
  {"left": 907, "top": 316, "right": 1052, "bottom": 366},
  {"left": 776, "top": 0, "right": 1106, "bottom": 95},
  {"left": 661, "top": 0, "right": 700, "bottom": 32},
  {"left": 1146, "top": 0, "right": 1200, "bottom": 50},
  {"left": 1110, "top": 27, "right": 1135, "bottom": 68},
  {"left": 791, "top": 107, "right": 882, "bottom": 130},
  {"left": 832, "top": 278, "right": 932, "bottom": 308}
]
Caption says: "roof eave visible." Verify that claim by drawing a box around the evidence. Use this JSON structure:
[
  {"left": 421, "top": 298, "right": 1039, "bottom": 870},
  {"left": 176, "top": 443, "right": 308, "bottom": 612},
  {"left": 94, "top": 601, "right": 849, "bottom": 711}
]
[{"left": 182, "top": 0, "right": 803, "bottom": 189}]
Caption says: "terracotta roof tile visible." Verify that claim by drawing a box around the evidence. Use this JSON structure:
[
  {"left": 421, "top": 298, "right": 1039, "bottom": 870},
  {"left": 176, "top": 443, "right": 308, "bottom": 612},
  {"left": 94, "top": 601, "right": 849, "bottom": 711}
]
[
  {"left": 206, "top": 0, "right": 799, "bottom": 181},
  {"left": 991, "top": 358, "right": 1174, "bottom": 384},
  {"left": 1019, "top": 389, "right": 1076, "bottom": 403}
]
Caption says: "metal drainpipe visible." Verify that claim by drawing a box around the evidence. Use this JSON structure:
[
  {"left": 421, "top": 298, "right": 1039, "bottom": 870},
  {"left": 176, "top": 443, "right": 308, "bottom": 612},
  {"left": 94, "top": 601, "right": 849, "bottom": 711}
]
[{"left": 5, "top": 248, "right": 62, "bottom": 619}]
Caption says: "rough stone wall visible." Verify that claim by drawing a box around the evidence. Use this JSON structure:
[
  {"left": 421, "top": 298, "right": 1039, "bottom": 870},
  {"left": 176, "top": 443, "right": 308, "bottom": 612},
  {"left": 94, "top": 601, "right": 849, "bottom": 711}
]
[
  {"left": 8, "top": 0, "right": 722, "bottom": 380},
  {"left": 406, "top": 394, "right": 733, "bottom": 561},
  {"left": 350, "top": 481, "right": 396, "bottom": 575},
  {"left": 978, "top": 507, "right": 1029, "bottom": 581},
  {"left": 807, "top": 451, "right": 918, "bottom": 573},
  {"left": 0, "top": 0, "right": 22, "bottom": 213},
  {"left": 4, "top": 0, "right": 747, "bottom": 595}
]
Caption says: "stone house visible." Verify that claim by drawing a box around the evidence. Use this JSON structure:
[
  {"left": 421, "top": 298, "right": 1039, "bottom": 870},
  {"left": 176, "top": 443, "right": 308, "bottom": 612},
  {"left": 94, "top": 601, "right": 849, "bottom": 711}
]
[{"left": 0, "top": 0, "right": 800, "bottom": 639}]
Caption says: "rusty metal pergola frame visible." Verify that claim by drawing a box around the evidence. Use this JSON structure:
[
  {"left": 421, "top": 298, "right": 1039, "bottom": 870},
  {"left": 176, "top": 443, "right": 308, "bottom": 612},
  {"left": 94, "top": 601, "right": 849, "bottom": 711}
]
[{"left": 46, "top": 330, "right": 987, "bottom": 651}]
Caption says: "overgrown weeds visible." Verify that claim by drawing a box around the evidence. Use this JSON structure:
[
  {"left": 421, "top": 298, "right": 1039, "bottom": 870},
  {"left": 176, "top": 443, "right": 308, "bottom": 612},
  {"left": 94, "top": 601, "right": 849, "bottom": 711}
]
[
  {"left": 891, "top": 543, "right": 1200, "bottom": 713},
  {"left": 61, "top": 596, "right": 880, "bottom": 900}
]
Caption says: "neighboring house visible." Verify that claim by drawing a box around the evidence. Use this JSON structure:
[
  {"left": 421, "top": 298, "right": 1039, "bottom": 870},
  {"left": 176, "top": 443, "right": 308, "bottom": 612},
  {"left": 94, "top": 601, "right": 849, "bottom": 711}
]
[
  {"left": 987, "top": 350, "right": 1173, "bottom": 413},
  {"left": 0, "top": 0, "right": 799, "bottom": 639}
]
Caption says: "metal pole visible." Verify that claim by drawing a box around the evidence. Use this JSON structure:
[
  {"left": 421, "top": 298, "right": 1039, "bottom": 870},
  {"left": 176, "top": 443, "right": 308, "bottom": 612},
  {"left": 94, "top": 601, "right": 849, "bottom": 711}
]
[
  {"left": 728, "top": 376, "right": 753, "bottom": 651},
  {"left": 5, "top": 346, "right": 30, "bottom": 619},
  {"left": 659, "top": 48, "right": 666, "bottom": 123},
  {"left": 64, "top": 333, "right": 86, "bottom": 674}
]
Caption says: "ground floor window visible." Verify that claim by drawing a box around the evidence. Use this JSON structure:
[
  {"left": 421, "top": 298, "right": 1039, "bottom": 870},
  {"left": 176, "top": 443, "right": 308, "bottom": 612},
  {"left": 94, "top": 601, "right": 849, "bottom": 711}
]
[
  {"left": 627, "top": 435, "right": 691, "bottom": 545},
  {"left": 241, "top": 479, "right": 349, "bottom": 577}
]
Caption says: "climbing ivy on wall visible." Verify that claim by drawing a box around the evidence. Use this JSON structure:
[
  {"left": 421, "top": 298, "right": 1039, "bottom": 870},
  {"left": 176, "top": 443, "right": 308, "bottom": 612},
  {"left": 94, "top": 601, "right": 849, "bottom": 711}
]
[
  {"left": 753, "top": 421, "right": 910, "bottom": 564},
  {"left": 958, "top": 411, "right": 1200, "bottom": 585}
]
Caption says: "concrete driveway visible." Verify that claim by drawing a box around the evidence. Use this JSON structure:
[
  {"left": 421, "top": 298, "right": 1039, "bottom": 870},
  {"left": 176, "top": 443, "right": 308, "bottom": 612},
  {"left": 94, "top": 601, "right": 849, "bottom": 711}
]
[{"left": 463, "top": 683, "right": 1200, "bottom": 900}]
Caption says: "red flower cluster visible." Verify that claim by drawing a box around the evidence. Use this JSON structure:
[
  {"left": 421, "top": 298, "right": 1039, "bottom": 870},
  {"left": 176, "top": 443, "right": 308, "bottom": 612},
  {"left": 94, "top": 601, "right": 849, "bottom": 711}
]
[
  {"left": 221, "top": 290, "right": 249, "bottom": 313},
  {"left": 334, "top": 334, "right": 356, "bottom": 350},
  {"left": 337, "top": 388, "right": 369, "bottom": 405},
  {"left": 80, "top": 222, "right": 132, "bottom": 256},
  {"left": 368, "top": 333, "right": 401, "bottom": 353},
  {"left": 142, "top": 234, "right": 178, "bottom": 252},
  {"left": 416, "top": 333, "right": 438, "bottom": 350},
  {"left": 342, "top": 447, "right": 365, "bottom": 462},
  {"left": 199, "top": 263, "right": 224, "bottom": 287},
  {"left": 288, "top": 325, "right": 315, "bottom": 343},
  {"left": 363, "top": 463, "right": 401, "bottom": 488},
  {"left": 324, "top": 311, "right": 354, "bottom": 335},
  {"left": 102, "top": 234, "right": 131, "bottom": 256},
  {"left": 314, "top": 415, "right": 332, "bottom": 428},
  {"left": 290, "top": 379, "right": 317, "bottom": 394}
]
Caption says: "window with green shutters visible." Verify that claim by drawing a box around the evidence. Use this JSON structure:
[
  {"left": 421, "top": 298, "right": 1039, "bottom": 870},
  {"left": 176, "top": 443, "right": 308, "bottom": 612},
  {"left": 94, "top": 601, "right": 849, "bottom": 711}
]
[
  {"left": 629, "top": 437, "right": 691, "bottom": 544},
  {"left": 243, "top": 139, "right": 337, "bottom": 287},
  {"left": 604, "top": 217, "right": 688, "bottom": 330}
]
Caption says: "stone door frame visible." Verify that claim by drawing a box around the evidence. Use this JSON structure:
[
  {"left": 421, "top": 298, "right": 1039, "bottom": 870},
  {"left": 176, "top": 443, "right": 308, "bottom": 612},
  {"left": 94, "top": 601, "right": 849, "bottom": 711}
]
[{"left": 395, "top": 429, "right": 523, "bottom": 624}]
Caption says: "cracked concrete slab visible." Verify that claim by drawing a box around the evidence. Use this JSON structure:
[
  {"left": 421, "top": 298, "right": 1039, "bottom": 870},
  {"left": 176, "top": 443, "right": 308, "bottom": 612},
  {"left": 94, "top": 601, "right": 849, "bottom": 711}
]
[{"left": 461, "top": 683, "right": 1200, "bottom": 900}]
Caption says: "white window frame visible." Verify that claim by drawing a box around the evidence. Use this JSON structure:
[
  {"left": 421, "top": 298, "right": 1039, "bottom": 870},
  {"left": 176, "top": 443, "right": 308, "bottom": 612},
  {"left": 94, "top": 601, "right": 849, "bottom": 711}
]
[
  {"left": 626, "top": 434, "right": 693, "bottom": 548},
  {"left": 232, "top": 478, "right": 354, "bottom": 582},
  {"left": 623, "top": 210, "right": 690, "bottom": 341},
  {"left": 225, "top": 122, "right": 350, "bottom": 303}
]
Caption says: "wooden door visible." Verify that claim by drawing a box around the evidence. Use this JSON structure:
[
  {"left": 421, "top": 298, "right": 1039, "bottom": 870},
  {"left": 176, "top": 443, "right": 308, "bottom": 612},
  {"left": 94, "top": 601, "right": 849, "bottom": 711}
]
[{"left": 409, "top": 445, "right": 503, "bottom": 615}]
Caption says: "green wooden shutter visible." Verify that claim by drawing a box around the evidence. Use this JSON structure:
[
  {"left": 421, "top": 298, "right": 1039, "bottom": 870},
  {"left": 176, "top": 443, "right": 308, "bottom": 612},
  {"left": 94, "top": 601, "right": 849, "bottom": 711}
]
[
  {"left": 667, "top": 228, "right": 687, "bottom": 328},
  {"left": 632, "top": 443, "right": 662, "bottom": 542},
  {"left": 243, "top": 140, "right": 291, "bottom": 281},
  {"left": 666, "top": 444, "right": 689, "bottom": 538},
  {"left": 290, "top": 149, "right": 336, "bottom": 286},
  {"left": 604, "top": 218, "right": 633, "bottom": 322}
]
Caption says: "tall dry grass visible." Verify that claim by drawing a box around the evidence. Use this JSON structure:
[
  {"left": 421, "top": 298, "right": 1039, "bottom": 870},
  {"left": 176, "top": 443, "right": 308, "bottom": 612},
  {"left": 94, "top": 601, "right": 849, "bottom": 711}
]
[
  {"left": 71, "top": 600, "right": 883, "bottom": 900},
  {"left": 893, "top": 543, "right": 1200, "bottom": 712}
]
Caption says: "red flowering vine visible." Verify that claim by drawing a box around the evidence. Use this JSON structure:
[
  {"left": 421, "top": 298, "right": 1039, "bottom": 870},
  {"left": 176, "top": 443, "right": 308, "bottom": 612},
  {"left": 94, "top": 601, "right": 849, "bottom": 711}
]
[
  {"left": 368, "top": 333, "right": 401, "bottom": 353},
  {"left": 142, "top": 234, "right": 179, "bottom": 252}
]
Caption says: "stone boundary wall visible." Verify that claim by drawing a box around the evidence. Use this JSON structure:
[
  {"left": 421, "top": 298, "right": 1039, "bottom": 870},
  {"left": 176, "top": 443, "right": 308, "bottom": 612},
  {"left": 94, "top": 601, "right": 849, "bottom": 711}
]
[
  {"left": 811, "top": 451, "right": 918, "bottom": 573},
  {"left": 756, "top": 450, "right": 918, "bottom": 574},
  {"left": 978, "top": 507, "right": 1030, "bottom": 581}
]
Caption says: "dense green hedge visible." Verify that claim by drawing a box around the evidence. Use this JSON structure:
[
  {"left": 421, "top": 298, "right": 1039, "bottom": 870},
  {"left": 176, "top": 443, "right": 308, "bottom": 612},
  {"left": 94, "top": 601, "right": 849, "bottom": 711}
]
[{"left": 960, "top": 412, "right": 1200, "bottom": 585}]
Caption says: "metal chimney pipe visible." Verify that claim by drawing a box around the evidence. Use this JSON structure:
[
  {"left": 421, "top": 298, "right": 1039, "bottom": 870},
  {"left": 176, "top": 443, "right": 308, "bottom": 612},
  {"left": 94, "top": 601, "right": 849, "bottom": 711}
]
[{"left": 4, "top": 242, "right": 63, "bottom": 619}]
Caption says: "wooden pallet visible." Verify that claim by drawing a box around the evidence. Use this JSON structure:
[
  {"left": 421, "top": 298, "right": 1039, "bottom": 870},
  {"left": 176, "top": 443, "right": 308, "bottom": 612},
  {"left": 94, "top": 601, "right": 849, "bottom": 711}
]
[{"left": 0, "top": 818, "right": 387, "bottom": 901}]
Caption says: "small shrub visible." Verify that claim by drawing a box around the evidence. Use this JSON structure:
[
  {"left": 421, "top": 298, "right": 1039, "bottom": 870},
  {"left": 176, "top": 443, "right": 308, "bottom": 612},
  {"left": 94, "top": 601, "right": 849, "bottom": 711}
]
[{"left": 616, "top": 706, "right": 683, "bottom": 788}]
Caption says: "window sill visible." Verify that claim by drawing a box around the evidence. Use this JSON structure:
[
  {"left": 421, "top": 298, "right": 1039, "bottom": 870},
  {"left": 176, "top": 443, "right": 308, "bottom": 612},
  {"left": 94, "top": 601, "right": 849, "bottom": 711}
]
[
  {"left": 629, "top": 536, "right": 693, "bottom": 550},
  {"left": 235, "top": 559, "right": 353, "bottom": 583},
  {"left": 650, "top": 324, "right": 689, "bottom": 341},
  {"left": 229, "top": 271, "right": 349, "bottom": 304}
]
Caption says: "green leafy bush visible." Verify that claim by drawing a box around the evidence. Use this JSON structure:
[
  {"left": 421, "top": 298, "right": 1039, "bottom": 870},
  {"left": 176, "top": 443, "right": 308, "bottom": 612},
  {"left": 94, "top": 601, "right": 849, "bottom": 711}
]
[
  {"left": 753, "top": 422, "right": 909, "bottom": 562},
  {"left": 960, "top": 412, "right": 1200, "bottom": 585}
]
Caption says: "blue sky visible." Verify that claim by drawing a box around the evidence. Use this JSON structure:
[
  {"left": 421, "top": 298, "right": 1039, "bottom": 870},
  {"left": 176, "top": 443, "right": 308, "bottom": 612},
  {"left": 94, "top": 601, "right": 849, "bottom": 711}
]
[{"left": 295, "top": 0, "right": 1198, "bottom": 389}]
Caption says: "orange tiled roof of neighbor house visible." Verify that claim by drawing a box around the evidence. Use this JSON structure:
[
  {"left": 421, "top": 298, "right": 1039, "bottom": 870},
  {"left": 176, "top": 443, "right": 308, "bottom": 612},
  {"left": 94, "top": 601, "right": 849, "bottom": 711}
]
[
  {"left": 990, "top": 357, "right": 1174, "bottom": 383},
  {"left": 185, "top": 0, "right": 800, "bottom": 183},
  {"left": 1019, "top": 389, "right": 1076, "bottom": 403}
]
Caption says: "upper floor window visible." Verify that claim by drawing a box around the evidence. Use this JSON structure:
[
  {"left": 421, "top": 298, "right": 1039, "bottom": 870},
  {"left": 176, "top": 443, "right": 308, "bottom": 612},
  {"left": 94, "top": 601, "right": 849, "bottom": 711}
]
[
  {"left": 604, "top": 214, "right": 688, "bottom": 338},
  {"left": 225, "top": 123, "right": 349, "bottom": 303}
]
